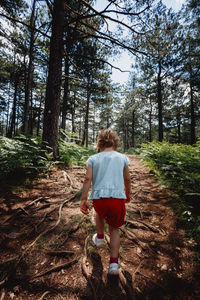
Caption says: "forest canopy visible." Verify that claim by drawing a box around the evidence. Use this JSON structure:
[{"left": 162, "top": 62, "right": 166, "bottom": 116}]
[{"left": 0, "top": 0, "right": 199, "bottom": 156}]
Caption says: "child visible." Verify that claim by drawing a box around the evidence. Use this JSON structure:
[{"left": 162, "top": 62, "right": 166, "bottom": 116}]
[{"left": 80, "top": 129, "right": 131, "bottom": 275}]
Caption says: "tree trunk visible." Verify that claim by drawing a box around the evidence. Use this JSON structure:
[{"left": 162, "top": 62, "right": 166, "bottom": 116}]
[
  {"left": 149, "top": 98, "right": 152, "bottom": 142},
  {"left": 37, "top": 93, "right": 43, "bottom": 136},
  {"left": 176, "top": 112, "right": 181, "bottom": 143},
  {"left": 8, "top": 75, "right": 18, "bottom": 138},
  {"left": 42, "top": 0, "right": 65, "bottom": 157},
  {"left": 157, "top": 61, "right": 163, "bottom": 142},
  {"left": 189, "top": 80, "right": 196, "bottom": 144},
  {"left": 24, "top": 0, "right": 36, "bottom": 134},
  {"left": 61, "top": 54, "right": 69, "bottom": 130},
  {"left": 132, "top": 110, "right": 135, "bottom": 148},
  {"left": 81, "top": 89, "right": 90, "bottom": 147},
  {"left": 71, "top": 92, "right": 76, "bottom": 133},
  {"left": 123, "top": 113, "right": 126, "bottom": 151},
  {"left": 29, "top": 68, "right": 34, "bottom": 135}
]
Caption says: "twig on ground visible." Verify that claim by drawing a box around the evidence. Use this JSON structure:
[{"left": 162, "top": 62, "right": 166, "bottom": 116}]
[{"left": 30, "top": 258, "right": 78, "bottom": 280}]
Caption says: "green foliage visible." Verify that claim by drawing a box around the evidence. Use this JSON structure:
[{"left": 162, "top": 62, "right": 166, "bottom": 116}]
[
  {"left": 140, "top": 141, "right": 200, "bottom": 194},
  {"left": 139, "top": 141, "right": 200, "bottom": 241},
  {"left": 0, "top": 133, "right": 97, "bottom": 182},
  {"left": 0, "top": 135, "right": 54, "bottom": 180},
  {"left": 59, "top": 130, "right": 96, "bottom": 167}
]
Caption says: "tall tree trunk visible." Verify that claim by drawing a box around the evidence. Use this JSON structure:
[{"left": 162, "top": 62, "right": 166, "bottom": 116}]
[
  {"left": 42, "top": 0, "right": 65, "bottom": 157},
  {"left": 149, "top": 98, "right": 152, "bottom": 142},
  {"left": 157, "top": 61, "right": 163, "bottom": 142},
  {"left": 123, "top": 113, "right": 126, "bottom": 151},
  {"left": 61, "top": 54, "right": 69, "bottom": 129},
  {"left": 24, "top": 0, "right": 36, "bottom": 134},
  {"left": 8, "top": 75, "right": 18, "bottom": 138},
  {"left": 132, "top": 110, "right": 135, "bottom": 148},
  {"left": 81, "top": 89, "right": 90, "bottom": 147},
  {"left": 176, "top": 112, "right": 181, "bottom": 143},
  {"left": 189, "top": 79, "right": 196, "bottom": 144},
  {"left": 71, "top": 93, "right": 76, "bottom": 133},
  {"left": 37, "top": 93, "right": 42, "bottom": 136},
  {"left": 29, "top": 69, "right": 34, "bottom": 135},
  {"left": 6, "top": 81, "right": 11, "bottom": 136}
]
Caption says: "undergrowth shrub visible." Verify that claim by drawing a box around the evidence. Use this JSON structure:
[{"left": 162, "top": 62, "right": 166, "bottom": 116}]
[
  {"left": 0, "top": 135, "right": 54, "bottom": 180},
  {"left": 139, "top": 141, "right": 200, "bottom": 241},
  {"left": 58, "top": 130, "right": 96, "bottom": 167},
  {"left": 140, "top": 141, "right": 200, "bottom": 194}
]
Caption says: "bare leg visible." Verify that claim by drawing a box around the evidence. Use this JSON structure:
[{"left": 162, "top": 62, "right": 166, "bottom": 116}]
[
  {"left": 95, "top": 213, "right": 104, "bottom": 235},
  {"left": 109, "top": 225, "right": 120, "bottom": 258}
]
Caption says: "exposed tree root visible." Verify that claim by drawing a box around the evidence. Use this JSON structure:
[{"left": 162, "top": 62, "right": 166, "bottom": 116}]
[
  {"left": 23, "top": 192, "right": 79, "bottom": 253},
  {"left": 125, "top": 219, "right": 160, "bottom": 233},
  {"left": 26, "top": 196, "right": 52, "bottom": 209},
  {"left": 62, "top": 171, "right": 73, "bottom": 189},
  {"left": 45, "top": 250, "right": 74, "bottom": 257},
  {"left": 0, "top": 289, "right": 5, "bottom": 300},
  {"left": 38, "top": 291, "right": 50, "bottom": 300},
  {"left": 119, "top": 269, "right": 136, "bottom": 300},
  {"left": 81, "top": 236, "right": 97, "bottom": 300},
  {"left": 30, "top": 258, "right": 78, "bottom": 280}
]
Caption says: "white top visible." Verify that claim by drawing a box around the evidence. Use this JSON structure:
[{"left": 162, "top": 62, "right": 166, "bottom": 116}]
[{"left": 87, "top": 151, "right": 129, "bottom": 199}]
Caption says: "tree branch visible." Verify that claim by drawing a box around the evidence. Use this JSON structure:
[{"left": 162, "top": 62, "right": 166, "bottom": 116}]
[
  {"left": 0, "top": 13, "right": 51, "bottom": 38},
  {"left": 79, "top": 0, "right": 145, "bottom": 35}
]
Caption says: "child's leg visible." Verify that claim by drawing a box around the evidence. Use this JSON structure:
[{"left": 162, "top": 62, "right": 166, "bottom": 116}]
[
  {"left": 109, "top": 225, "right": 120, "bottom": 259},
  {"left": 95, "top": 213, "right": 105, "bottom": 235}
]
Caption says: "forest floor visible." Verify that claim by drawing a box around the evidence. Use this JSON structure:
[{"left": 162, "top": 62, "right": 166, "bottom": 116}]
[{"left": 0, "top": 155, "right": 199, "bottom": 300}]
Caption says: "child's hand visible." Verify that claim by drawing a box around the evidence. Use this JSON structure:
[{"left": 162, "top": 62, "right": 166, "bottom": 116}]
[{"left": 80, "top": 200, "right": 91, "bottom": 215}]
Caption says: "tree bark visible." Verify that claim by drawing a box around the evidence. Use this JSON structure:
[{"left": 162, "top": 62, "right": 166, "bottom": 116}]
[
  {"left": 157, "top": 61, "right": 163, "bottom": 142},
  {"left": 149, "top": 98, "right": 152, "bottom": 142},
  {"left": 37, "top": 93, "right": 43, "bottom": 136},
  {"left": 132, "top": 110, "right": 135, "bottom": 148},
  {"left": 42, "top": 0, "right": 65, "bottom": 157},
  {"left": 176, "top": 112, "right": 181, "bottom": 143},
  {"left": 24, "top": 0, "right": 36, "bottom": 134},
  {"left": 189, "top": 79, "right": 196, "bottom": 144},
  {"left": 61, "top": 54, "right": 70, "bottom": 130},
  {"left": 81, "top": 89, "right": 90, "bottom": 147},
  {"left": 8, "top": 75, "right": 18, "bottom": 138}
]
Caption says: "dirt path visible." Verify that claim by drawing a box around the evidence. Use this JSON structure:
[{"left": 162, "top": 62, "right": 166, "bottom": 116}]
[{"left": 0, "top": 155, "right": 199, "bottom": 300}]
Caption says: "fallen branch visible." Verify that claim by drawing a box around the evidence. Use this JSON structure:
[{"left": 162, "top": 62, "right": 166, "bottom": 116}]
[{"left": 30, "top": 258, "right": 78, "bottom": 280}]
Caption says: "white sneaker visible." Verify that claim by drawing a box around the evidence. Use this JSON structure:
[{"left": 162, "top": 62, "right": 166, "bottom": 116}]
[
  {"left": 108, "top": 263, "right": 120, "bottom": 275},
  {"left": 92, "top": 233, "right": 104, "bottom": 247}
]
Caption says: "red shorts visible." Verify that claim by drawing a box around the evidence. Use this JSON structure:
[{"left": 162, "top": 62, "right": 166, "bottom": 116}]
[{"left": 92, "top": 198, "right": 126, "bottom": 228}]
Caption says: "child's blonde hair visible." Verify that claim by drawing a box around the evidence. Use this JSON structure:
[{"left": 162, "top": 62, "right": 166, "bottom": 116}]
[{"left": 97, "top": 129, "right": 119, "bottom": 150}]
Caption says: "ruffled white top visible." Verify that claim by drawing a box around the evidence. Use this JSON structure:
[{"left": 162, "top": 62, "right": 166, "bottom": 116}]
[{"left": 87, "top": 151, "right": 129, "bottom": 200}]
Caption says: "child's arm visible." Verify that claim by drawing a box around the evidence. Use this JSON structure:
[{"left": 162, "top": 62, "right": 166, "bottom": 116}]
[
  {"left": 124, "top": 165, "right": 131, "bottom": 202},
  {"left": 80, "top": 165, "right": 92, "bottom": 214}
]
